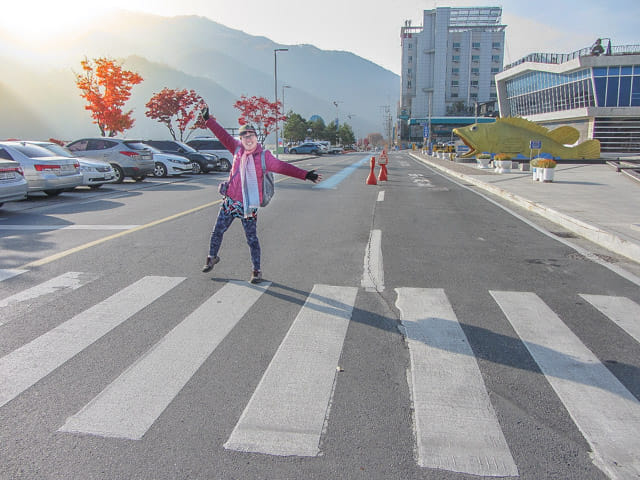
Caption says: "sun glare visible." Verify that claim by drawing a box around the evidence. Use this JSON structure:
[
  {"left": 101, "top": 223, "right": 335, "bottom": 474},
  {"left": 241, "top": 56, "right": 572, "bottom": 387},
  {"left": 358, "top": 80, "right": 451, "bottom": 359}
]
[{"left": 0, "top": 2, "right": 108, "bottom": 43}]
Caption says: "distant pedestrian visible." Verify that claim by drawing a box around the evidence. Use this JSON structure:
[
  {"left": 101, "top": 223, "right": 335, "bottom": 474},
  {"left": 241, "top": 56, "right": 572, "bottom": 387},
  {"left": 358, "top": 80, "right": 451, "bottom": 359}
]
[{"left": 200, "top": 106, "right": 321, "bottom": 283}]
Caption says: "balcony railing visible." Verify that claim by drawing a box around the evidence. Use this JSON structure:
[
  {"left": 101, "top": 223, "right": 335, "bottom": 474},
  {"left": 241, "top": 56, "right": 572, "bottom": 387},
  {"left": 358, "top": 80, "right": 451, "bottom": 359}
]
[{"left": 503, "top": 44, "right": 640, "bottom": 71}]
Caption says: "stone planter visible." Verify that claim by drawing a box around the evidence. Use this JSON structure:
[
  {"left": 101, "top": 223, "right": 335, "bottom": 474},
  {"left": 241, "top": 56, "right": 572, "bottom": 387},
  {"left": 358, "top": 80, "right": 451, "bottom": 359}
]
[
  {"left": 494, "top": 160, "right": 512, "bottom": 173},
  {"left": 476, "top": 157, "right": 491, "bottom": 169},
  {"left": 541, "top": 168, "right": 555, "bottom": 182}
]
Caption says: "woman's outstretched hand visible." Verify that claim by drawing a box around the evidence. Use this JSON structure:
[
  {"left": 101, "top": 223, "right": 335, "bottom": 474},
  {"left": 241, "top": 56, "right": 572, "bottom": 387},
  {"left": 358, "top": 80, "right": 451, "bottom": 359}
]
[{"left": 305, "top": 169, "right": 321, "bottom": 183}]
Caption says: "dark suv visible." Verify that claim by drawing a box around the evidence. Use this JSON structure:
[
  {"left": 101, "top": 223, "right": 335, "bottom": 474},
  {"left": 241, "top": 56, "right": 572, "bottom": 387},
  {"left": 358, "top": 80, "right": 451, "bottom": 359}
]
[
  {"left": 186, "top": 138, "right": 233, "bottom": 172},
  {"left": 143, "top": 140, "right": 226, "bottom": 174}
]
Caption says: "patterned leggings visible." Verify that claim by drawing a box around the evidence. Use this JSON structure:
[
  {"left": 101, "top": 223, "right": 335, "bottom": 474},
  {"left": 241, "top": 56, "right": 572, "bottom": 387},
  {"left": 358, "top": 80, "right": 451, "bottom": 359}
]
[{"left": 208, "top": 204, "right": 260, "bottom": 271}]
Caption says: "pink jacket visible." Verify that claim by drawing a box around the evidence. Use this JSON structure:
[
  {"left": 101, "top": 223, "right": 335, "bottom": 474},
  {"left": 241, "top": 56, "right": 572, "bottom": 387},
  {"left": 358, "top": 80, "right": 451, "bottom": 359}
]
[{"left": 205, "top": 118, "right": 308, "bottom": 204}]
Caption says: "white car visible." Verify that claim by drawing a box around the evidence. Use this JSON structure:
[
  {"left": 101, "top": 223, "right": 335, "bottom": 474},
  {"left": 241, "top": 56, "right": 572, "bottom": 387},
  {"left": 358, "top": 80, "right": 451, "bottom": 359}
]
[
  {"left": 145, "top": 146, "right": 193, "bottom": 177},
  {"left": 25, "top": 141, "right": 115, "bottom": 189},
  {"left": 0, "top": 141, "right": 83, "bottom": 196},
  {"left": 0, "top": 157, "right": 28, "bottom": 207}
]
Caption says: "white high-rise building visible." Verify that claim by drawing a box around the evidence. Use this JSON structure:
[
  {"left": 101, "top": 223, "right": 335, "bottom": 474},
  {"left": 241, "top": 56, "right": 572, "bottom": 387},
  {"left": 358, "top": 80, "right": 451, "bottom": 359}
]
[{"left": 399, "top": 7, "right": 505, "bottom": 142}]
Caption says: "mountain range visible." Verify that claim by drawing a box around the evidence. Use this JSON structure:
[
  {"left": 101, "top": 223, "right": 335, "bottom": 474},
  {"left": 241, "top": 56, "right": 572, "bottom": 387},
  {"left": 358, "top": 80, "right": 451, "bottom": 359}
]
[{"left": 0, "top": 11, "right": 400, "bottom": 142}]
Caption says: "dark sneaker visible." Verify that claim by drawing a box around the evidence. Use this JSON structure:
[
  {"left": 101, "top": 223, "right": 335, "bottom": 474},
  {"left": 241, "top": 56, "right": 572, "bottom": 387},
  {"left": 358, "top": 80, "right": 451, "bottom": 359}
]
[
  {"left": 250, "top": 270, "right": 262, "bottom": 284},
  {"left": 202, "top": 256, "right": 220, "bottom": 273}
]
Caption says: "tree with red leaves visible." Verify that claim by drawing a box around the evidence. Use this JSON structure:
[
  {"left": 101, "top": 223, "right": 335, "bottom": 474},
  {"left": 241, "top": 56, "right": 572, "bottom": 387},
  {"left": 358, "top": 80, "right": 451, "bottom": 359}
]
[
  {"left": 75, "top": 57, "right": 143, "bottom": 137},
  {"left": 233, "top": 95, "right": 286, "bottom": 144},
  {"left": 145, "top": 88, "right": 206, "bottom": 142}
]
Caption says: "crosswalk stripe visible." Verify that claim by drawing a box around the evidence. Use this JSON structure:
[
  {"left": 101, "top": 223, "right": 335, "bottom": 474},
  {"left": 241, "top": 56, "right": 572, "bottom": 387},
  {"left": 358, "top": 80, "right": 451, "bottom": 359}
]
[
  {"left": 0, "top": 269, "right": 27, "bottom": 283},
  {"left": 59, "top": 280, "right": 270, "bottom": 440},
  {"left": 0, "top": 276, "right": 184, "bottom": 409},
  {"left": 224, "top": 284, "right": 358, "bottom": 457},
  {"left": 491, "top": 291, "right": 640, "bottom": 479},
  {"left": 579, "top": 294, "right": 640, "bottom": 344},
  {"left": 0, "top": 272, "right": 97, "bottom": 326},
  {"left": 395, "top": 287, "right": 518, "bottom": 477}
]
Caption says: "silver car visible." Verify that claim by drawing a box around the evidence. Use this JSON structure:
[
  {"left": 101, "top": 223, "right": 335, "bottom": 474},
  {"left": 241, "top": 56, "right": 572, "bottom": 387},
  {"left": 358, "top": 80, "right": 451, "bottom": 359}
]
[
  {"left": 0, "top": 141, "right": 83, "bottom": 196},
  {"left": 66, "top": 138, "right": 154, "bottom": 184},
  {"left": 26, "top": 141, "right": 115, "bottom": 189},
  {"left": 0, "top": 157, "right": 28, "bottom": 207}
]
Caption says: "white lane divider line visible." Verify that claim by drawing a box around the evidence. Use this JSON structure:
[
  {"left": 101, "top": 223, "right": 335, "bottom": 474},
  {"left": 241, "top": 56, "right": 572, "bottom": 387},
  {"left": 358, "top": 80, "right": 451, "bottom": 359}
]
[
  {"left": 579, "top": 294, "right": 640, "bottom": 344},
  {"left": 396, "top": 287, "right": 518, "bottom": 477},
  {"left": 491, "top": 290, "right": 640, "bottom": 480},
  {"left": 0, "top": 276, "right": 185, "bottom": 409},
  {"left": 362, "top": 229, "right": 384, "bottom": 292},
  {"left": 0, "top": 269, "right": 27, "bottom": 283},
  {"left": 377, "top": 190, "right": 385, "bottom": 202},
  {"left": 225, "top": 284, "right": 358, "bottom": 457},
  {"left": 59, "top": 280, "right": 270, "bottom": 440}
]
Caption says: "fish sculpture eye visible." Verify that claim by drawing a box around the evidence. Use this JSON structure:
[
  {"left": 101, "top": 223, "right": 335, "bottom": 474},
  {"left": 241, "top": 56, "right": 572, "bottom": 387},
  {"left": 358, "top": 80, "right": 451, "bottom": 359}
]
[{"left": 470, "top": 125, "right": 478, "bottom": 131}]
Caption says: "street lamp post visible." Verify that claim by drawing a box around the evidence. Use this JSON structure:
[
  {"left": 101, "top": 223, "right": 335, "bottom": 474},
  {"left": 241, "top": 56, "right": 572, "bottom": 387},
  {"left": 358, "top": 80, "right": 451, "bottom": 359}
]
[
  {"left": 282, "top": 84, "right": 291, "bottom": 150},
  {"left": 274, "top": 48, "right": 288, "bottom": 158}
]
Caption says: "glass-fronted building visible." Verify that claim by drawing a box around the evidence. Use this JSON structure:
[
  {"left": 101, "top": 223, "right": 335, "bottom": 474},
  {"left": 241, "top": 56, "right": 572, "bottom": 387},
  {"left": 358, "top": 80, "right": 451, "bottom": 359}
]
[{"left": 496, "top": 44, "right": 640, "bottom": 156}]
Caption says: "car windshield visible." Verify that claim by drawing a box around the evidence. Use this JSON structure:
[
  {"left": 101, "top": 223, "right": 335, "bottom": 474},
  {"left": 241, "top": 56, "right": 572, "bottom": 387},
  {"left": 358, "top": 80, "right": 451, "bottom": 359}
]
[
  {"left": 8, "top": 143, "right": 58, "bottom": 158},
  {"left": 175, "top": 142, "right": 197, "bottom": 153},
  {"left": 36, "top": 143, "right": 74, "bottom": 158}
]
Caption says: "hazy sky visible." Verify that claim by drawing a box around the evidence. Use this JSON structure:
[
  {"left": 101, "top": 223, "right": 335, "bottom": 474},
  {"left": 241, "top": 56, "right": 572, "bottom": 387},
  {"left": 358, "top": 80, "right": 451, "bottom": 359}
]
[{"left": 2, "top": 0, "right": 638, "bottom": 74}]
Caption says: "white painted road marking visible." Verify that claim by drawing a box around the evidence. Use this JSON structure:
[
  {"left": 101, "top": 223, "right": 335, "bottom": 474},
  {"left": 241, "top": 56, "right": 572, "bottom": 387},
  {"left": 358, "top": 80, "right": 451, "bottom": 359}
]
[
  {"left": 362, "top": 229, "right": 384, "bottom": 292},
  {"left": 377, "top": 190, "right": 385, "bottom": 202},
  {"left": 0, "top": 225, "right": 140, "bottom": 231},
  {"left": 0, "top": 272, "right": 98, "bottom": 326},
  {"left": 225, "top": 284, "right": 357, "bottom": 456},
  {"left": 0, "top": 269, "right": 27, "bottom": 283},
  {"left": 491, "top": 291, "right": 640, "bottom": 480},
  {"left": 60, "top": 280, "right": 269, "bottom": 440},
  {"left": 395, "top": 287, "right": 518, "bottom": 477},
  {"left": 0, "top": 276, "right": 184, "bottom": 408},
  {"left": 579, "top": 294, "right": 640, "bottom": 344}
]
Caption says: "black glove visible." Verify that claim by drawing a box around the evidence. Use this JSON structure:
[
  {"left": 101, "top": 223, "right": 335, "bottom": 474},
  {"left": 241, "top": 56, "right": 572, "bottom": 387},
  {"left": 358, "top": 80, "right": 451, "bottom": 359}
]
[
  {"left": 200, "top": 106, "right": 209, "bottom": 121},
  {"left": 305, "top": 169, "right": 319, "bottom": 182}
]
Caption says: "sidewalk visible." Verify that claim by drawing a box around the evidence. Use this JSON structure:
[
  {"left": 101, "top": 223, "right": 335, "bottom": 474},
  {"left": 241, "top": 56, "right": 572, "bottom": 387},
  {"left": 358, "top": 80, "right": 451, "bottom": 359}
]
[{"left": 409, "top": 152, "right": 640, "bottom": 264}]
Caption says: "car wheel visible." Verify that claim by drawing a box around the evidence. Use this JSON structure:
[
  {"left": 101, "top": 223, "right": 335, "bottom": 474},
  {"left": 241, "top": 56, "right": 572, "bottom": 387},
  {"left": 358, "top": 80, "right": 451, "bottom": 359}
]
[
  {"left": 44, "top": 189, "right": 62, "bottom": 196},
  {"left": 311, "top": 149, "right": 318, "bottom": 155},
  {"left": 290, "top": 149, "right": 297, "bottom": 154},
  {"left": 154, "top": 162, "right": 168, "bottom": 177},
  {"left": 191, "top": 161, "right": 202, "bottom": 174},
  {"left": 218, "top": 159, "right": 231, "bottom": 172},
  {"left": 111, "top": 164, "right": 124, "bottom": 184}
]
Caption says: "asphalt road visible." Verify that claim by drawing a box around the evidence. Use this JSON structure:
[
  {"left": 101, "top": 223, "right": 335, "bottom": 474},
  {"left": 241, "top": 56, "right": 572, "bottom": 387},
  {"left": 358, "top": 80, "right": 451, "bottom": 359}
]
[{"left": 1, "top": 152, "right": 639, "bottom": 480}]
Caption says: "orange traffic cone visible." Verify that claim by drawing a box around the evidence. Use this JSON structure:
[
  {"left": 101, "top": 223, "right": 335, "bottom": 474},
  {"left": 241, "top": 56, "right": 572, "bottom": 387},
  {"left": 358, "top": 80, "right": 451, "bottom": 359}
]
[
  {"left": 366, "top": 157, "right": 377, "bottom": 185},
  {"left": 378, "top": 163, "right": 388, "bottom": 181}
]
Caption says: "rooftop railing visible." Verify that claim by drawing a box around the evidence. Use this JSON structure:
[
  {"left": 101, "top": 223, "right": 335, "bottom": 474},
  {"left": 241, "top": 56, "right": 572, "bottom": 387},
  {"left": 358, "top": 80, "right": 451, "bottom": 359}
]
[{"left": 503, "top": 44, "right": 640, "bottom": 71}]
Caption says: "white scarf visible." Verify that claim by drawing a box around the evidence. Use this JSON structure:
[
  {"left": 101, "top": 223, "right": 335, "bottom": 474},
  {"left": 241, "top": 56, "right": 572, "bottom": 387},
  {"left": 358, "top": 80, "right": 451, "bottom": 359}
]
[{"left": 240, "top": 150, "right": 260, "bottom": 218}]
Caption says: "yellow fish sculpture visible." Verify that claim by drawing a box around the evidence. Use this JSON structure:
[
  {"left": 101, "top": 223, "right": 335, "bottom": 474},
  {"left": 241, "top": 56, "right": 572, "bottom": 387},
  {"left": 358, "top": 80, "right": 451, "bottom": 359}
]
[{"left": 453, "top": 117, "right": 600, "bottom": 159}]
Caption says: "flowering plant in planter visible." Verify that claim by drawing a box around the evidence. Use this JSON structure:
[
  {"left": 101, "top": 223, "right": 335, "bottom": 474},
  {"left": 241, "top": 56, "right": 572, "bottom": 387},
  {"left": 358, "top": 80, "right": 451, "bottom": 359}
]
[
  {"left": 535, "top": 158, "right": 557, "bottom": 168},
  {"left": 476, "top": 153, "right": 491, "bottom": 169},
  {"left": 494, "top": 153, "right": 511, "bottom": 161}
]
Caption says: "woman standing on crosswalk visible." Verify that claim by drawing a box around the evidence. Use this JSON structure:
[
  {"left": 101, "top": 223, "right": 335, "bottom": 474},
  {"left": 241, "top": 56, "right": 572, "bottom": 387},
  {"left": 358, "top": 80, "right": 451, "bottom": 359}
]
[{"left": 199, "top": 106, "right": 321, "bottom": 283}]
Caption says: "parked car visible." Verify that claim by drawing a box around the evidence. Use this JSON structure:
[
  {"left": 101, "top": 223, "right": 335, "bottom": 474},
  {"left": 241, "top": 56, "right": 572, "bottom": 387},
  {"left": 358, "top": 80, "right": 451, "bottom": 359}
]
[
  {"left": 186, "top": 137, "right": 233, "bottom": 171},
  {"left": 0, "top": 157, "right": 28, "bottom": 207},
  {"left": 142, "top": 140, "right": 223, "bottom": 174},
  {"left": 0, "top": 141, "right": 83, "bottom": 196},
  {"left": 25, "top": 141, "right": 115, "bottom": 189},
  {"left": 143, "top": 145, "right": 193, "bottom": 177},
  {"left": 289, "top": 142, "right": 323, "bottom": 155},
  {"left": 66, "top": 138, "right": 154, "bottom": 183}
]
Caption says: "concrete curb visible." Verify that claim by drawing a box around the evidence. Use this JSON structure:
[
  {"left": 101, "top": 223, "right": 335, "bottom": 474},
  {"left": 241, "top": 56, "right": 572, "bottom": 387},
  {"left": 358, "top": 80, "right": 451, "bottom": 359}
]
[{"left": 409, "top": 152, "right": 640, "bottom": 264}]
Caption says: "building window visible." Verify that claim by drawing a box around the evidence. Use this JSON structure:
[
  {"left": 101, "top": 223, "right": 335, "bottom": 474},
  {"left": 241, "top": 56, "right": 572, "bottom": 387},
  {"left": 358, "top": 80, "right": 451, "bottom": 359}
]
[
  {"left": 408, "top": 43, "right": 412, "bottom": 49},
  {"left": 408, "top": 68, "right": 412, "bottom": 75},
  {"left": 471, "top": 68, "right": 479, "bottom": 75},
  {"left": 490, "top": 92, "right": 497, "bottom": 98},
  {"left": 470, "top": 93, "right": 478, "bottom": 99},
  {"left": 492, "top": 42, "right": 501, "bottom": 49},
  {"left": 491, "top": 67, "right": 500, "bottom": 73},
  {"left": 472, "top": 42, "right": 481, "bottom": 49},
  {"left": 407, "top": 80, "right": 412, "bottom": 88},
  {"left": 408, "top": 56, "right": 412, "bottom": 64},
  {"left": 452, "top": 55, "right": 460, "bottom": 62},
  {"left": 452, "top": 42, "right": 461, "bottom": 49},
  {"left": 492, "top": 55, "right": 500, "bottom": 62},
  {"left": 472, "top": 55, "right": 480, "bottom": 62},
  {"left": 451, "top": 93, "right": 459, "bottom": 98},
  {"left": 471, "top": 80, "right": 479, "bottom": 87},
  {"left": 451, "top": 80, "right": 459, "bottom": 87}
]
